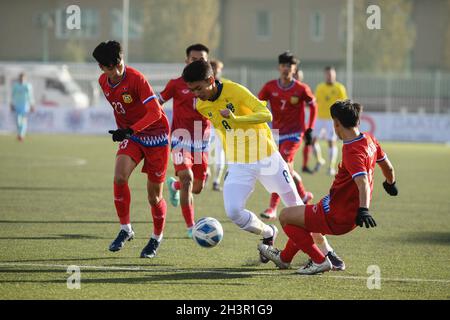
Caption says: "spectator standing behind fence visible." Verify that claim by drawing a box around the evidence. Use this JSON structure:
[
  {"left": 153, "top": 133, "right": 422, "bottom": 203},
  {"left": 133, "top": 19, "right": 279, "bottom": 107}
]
[{"left": 10, "top": 73, "right": 35, "bottom": 142}]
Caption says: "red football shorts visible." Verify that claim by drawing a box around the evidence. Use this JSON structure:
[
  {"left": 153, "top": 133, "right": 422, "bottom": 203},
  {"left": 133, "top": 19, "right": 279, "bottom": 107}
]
[
  {"left": 117, "top": 139, "right": 169, "bottom": 184},
  {"left": 279, "top": 140, "right": 301, "bottom": 163},
  {"left": 172, "top": 149, "right": 209, "bottom": 181},
  {"left": 304, "top": 200, "right": 357, "bottom": 236}
]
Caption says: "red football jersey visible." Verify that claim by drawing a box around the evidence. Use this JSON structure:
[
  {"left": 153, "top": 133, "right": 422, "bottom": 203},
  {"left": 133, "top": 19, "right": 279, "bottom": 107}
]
[
  {"left": 325, "top": 133, "right": 386, "bottom": 225},
  {"left": 258, "top": 79, "right": 317, "bottom": 142},
  {"left": 159, "top": 77, "right": 210, "bottom": 151},
  {"left": 99, "top": 66, "right": 169, "bottom": 146}
]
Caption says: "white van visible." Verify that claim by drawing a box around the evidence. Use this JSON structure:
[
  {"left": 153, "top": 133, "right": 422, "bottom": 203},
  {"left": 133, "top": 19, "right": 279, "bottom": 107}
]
[{"left": 0, "top": 63, "right": 89, "bottom": 109}]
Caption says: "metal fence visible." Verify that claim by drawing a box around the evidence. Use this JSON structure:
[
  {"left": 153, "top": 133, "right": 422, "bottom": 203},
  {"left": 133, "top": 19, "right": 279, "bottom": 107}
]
[{"left": 2, "top": 62, "right": 449, "bottom": 114}]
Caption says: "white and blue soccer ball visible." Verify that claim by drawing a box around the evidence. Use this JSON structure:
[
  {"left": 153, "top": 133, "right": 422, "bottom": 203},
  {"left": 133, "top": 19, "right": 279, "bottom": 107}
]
[{"left": 192, "top": 217, "right": 223, "bottom": 248}]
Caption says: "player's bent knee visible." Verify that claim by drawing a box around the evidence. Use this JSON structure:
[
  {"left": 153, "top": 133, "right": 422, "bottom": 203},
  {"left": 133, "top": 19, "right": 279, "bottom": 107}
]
[
  {"left": 148, "top": 195, "right": 163, "bottom": 206},
  {"left": 224, "top": 203, "right": 244, "bottom": 222},
  {"left": 114, "top": 175, "right": 128, "bottom": 185},
  {"left": 192, "top": 180, "right": 204, "bottom": 194},
  {"left": 279, "top": 205, "right": 305, "bottom": 227},
  {"left": 179, "top": 172, "right": 193, "bottom": 190}
]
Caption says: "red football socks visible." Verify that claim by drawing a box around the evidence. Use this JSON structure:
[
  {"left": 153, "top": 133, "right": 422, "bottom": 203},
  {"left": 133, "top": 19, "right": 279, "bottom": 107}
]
[
  {"left": 303, "top": 145, "right": 311, "bottom": 168},
  {"left": 270, "top": 193, "right": 281, "bottom": 210},
  {"left": 283, "top": 224, "right": 325, "bottom": 264},
  {"left": 114, "top": 182, "right": 131, "bottom": 225},
  {"left": 280, "top": 239, "right": 300, "bottom": 263},
  {"left": 294, "top": 178, "right": 307, "bottom": 199},
  {"left": 181, "top": 204, "right": 195, "bottom": 228},
  {"left": 173, "top": 180, "right": 181, "bottom": 190},
  {"left": 151, "top": 198, "right": 167, "bottom": 236}
]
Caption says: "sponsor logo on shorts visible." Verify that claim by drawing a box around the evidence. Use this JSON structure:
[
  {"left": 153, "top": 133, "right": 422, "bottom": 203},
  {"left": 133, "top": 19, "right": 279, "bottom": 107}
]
[
  {"left": 154, "top": 172, "right": 163, "bottom": 177},
  {"left": 313, "top": 205, "right": 318, "bottom": 213}
]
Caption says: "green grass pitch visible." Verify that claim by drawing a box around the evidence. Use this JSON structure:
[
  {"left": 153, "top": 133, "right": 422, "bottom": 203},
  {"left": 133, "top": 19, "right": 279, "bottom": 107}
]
[{"left": 0, "top": 134, "right": 449, "bottom": 299}]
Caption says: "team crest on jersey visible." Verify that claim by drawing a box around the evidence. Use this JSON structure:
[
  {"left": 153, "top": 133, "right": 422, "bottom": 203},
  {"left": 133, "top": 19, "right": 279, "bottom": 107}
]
[
  {"left": 272, "top": 92, "right": 279, "bottom": 97},
  {"left": 290, "top": 96, "right": 300, "bottom": 105},
  {"left": 226, "top": 103, "right": 235, "bottom": 112},
  {"left": 122, "top": 93, "right": 133, "bottom": 104},
  {"left": 208, "top": 112, "right": 213, "bottom": 118}
]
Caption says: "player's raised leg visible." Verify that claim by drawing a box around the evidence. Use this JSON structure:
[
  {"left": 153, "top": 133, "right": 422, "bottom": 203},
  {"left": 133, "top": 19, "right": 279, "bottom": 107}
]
[
  {"left": 223, "top": 168, "right": 278, "bottom": 263},
  {"left": 109, "top": 153, "right": 137, "bottom": 252}
]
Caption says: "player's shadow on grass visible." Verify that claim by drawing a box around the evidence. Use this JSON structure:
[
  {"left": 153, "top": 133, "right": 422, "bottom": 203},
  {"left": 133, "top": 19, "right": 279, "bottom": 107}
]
[
  {"left": 0, "top": 267, "right": 262, "bottom": 284},
  {"left": 404, "top": 231, "right": 450, "bottom": 245},
  {"left": 2, "top": 257, "right": 173, "bottom": 264}
]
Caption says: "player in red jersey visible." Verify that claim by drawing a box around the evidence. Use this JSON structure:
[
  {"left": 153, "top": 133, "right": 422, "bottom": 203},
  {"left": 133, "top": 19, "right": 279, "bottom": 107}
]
[
  {"left": 294, "top": 68, "right": 314, "bottom": 174},
  {"left": 93, "top": 41, "right": 170, "bottom": 258},
  {"left": 157, "top": 44, "right": 210, "bottom": 238},
  {"left": 258, "top": 52, "right": 316, "bottom": 220},
  {"left": 258, "top": 99, "right": 398, "bottom": 275}
]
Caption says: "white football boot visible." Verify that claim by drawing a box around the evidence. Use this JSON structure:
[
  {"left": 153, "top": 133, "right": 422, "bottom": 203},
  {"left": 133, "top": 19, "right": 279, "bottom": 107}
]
[
  {"left": 257, "top": 243, "right": 291, "bottom": 269},
  {"left": 296, "top": 256, "right": 332, "bottom": 275}
]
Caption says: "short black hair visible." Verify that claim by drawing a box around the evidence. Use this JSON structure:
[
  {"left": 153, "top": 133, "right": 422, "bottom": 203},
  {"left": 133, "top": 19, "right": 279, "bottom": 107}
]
[
  {"left": 330, "top": 99, "right": 362, "bottom": 128},
  {"left": 92, "top": 41, "right": 123, "bottom": 67},
  {"left": 278, "top": 51, "right": 299, "bottom": 65},
  {"left": 182, "top": 60, "right": 214, "bottom": 83},
  {"left": 186, "top": 44, "right": 210, "bottom": 57},
  {"left": 324, "top": 65, "right": 335, "bottom": 72}
]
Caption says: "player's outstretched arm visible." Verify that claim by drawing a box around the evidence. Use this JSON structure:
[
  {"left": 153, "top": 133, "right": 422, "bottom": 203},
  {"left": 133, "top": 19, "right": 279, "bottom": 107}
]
[
  {"left": 378, "top": 158, "right": 398, "bottom": 196},
  {"left": 354, "top": 175, "right": 377, "bottom": 228}
]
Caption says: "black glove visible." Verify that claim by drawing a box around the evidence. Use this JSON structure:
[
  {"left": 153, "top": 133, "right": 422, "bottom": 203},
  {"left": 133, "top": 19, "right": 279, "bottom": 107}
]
[
  {"left": 304, "top": 128, "right": 313, "bottom": 145},
  {"left": 108, "top": 128, "right": 133, "bottom": 142},
  {"left": 355, "top": 207, "right": 377, "bottom": 228},
  {"left": 383, "top": 180, "right": 398, "bottom": 196}
]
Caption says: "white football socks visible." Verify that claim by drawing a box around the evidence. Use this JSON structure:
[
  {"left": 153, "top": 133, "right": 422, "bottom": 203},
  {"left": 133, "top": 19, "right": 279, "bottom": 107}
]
[{"left": 120, "top": 224, "right": 132, "bottom": 233}]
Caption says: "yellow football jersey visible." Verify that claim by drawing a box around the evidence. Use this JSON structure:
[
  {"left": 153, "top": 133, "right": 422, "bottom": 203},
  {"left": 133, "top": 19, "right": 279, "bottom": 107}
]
[
  {"left": 315, "top": 82, "right": 348, "bottom": 119},
  {"left": 196, "top": 81, "right": 277, "bottom": 163}
]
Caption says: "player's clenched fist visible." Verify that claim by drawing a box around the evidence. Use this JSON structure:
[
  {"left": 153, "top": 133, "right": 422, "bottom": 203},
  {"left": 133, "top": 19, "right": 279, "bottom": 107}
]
[
  {"left": 220, "top": 109, "right": 232, "bottom": 118},
  {"left": 108, "top": 128, "right": 133, "bottom": 142},
  {"left": 355, "top": 207, "right": 377, "bottom": 228},
  {"left": 383, "top": 180, "right": 398, "bottom": 196},
  {"left": 304, "top": 128, "right": 313, "bottom": 145}
]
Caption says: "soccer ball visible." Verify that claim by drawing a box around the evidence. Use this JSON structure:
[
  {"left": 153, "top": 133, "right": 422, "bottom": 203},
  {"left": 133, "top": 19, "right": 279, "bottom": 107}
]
[{"left": 192, "top": 217, "right": 224, "bottom": 248}]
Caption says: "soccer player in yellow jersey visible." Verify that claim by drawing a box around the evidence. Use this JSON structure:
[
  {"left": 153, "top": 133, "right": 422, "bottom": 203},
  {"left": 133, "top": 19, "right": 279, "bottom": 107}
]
[
  {"left": 208, "top": 59, "right": 227, "bottom": 192},
  {"left": 182, "top": 59, "right": 304, "bottom": 262},
  {"left": 182, "top": 60, "right": 344, "bottom": 268},
  {"left": 314, "top": 66, "right": 348, "bottom": 175}
]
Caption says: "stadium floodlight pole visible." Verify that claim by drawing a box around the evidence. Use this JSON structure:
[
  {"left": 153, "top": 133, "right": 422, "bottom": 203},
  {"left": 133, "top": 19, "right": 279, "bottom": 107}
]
[
  {"left": 122, "top": 0, "right": 130, "bottom": 64},
  {"left": 346, "top": 0, "right": 354, "bottom": 98}
]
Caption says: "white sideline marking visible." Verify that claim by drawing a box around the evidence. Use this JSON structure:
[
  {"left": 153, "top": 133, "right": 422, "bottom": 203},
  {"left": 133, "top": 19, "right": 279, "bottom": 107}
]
[{"left": 0, "top": 262, "right": 449, "bottom": 284}]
